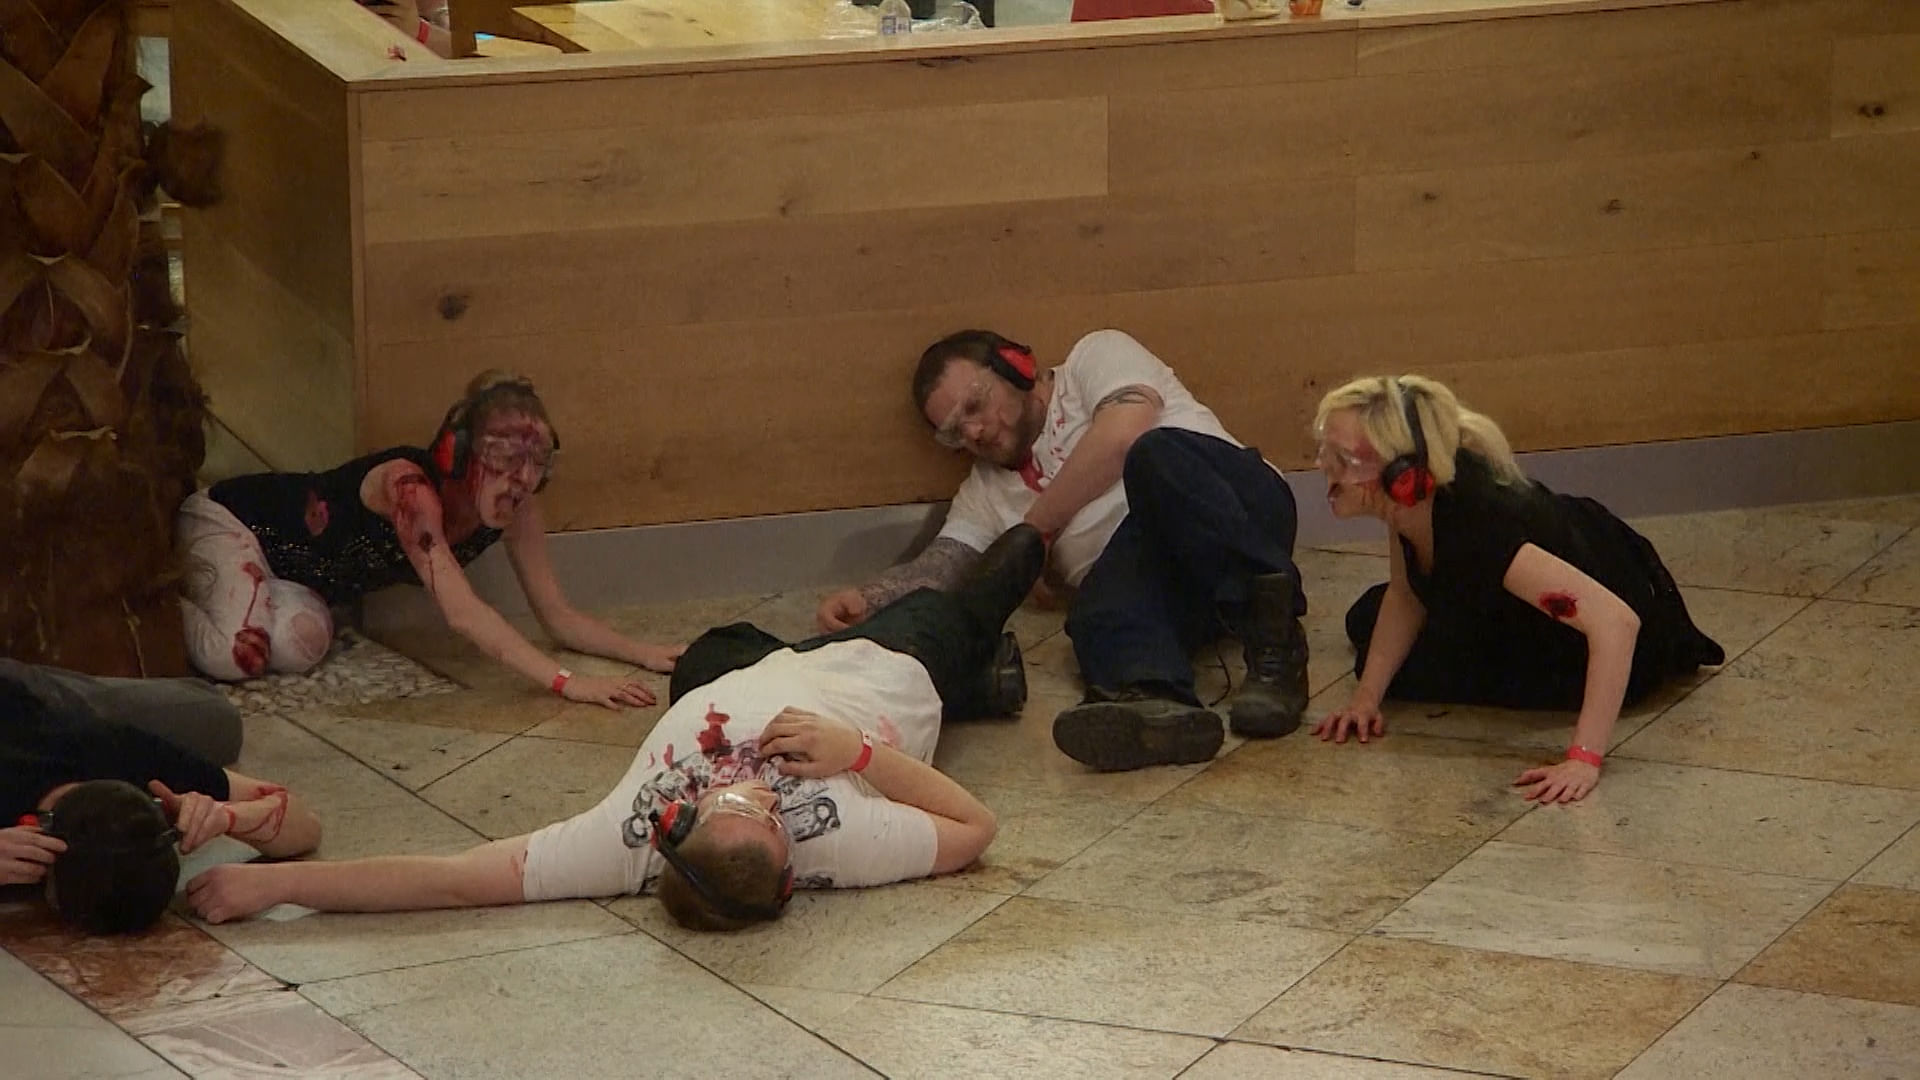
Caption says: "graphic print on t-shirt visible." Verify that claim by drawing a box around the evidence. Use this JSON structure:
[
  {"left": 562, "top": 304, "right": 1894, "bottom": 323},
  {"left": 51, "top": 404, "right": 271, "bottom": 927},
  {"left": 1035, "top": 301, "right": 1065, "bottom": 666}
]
[{"left": 617, "top": 716, "right": 841, "bottom": 856}]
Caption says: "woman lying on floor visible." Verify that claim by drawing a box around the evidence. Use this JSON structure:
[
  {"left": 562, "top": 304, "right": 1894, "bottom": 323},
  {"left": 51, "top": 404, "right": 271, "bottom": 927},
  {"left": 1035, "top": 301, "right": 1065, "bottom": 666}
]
[
  {"left": 177, "top": 371, "right": 682, "bottom": 708},
  {"left": 1310, "top": 375, "right": 1725, "bottom": 803}
]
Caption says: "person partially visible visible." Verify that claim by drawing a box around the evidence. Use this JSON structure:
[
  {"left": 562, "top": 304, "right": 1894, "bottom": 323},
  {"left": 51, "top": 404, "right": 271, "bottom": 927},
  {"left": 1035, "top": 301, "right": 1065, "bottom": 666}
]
[
  {"left": 182, "top": 525, "right": 1048, "bottom": 931},
  {"left": 0, "top": 675, "right": 319, "bottom": 934},
  {"left": 357, "top": 0, "right": 454, "bottom": 58},
  {"left": 178, "top": 371, "right": 682, "bottom": 708},
  {"left": 1310, "top": 375, "right": 1725, "bottom": 803}
]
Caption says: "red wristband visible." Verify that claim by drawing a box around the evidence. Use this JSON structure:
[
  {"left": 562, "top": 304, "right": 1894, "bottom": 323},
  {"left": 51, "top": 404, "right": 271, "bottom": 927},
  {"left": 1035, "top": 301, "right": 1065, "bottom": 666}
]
[
  {"left": 415, "top": 18, "right": 432, "bottom": 43},
  {"left": 550, "top": 668, "right": 572, "bottom": 695},
  {"left": 850, "top": 731, "right": 874, "bottom": 773},
  {"left": 1566, "top": 745, "right": 1604, "bottom": 768}
]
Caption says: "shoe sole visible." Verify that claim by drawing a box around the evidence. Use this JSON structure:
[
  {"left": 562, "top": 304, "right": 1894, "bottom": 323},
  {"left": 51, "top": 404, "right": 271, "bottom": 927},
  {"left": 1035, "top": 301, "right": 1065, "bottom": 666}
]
[
  {"left": 1053, "top": 702, "right": 1224, "bottom": 772},
  {"left": 1227, "top": 701, "right": 1303, "bottom": 739}
]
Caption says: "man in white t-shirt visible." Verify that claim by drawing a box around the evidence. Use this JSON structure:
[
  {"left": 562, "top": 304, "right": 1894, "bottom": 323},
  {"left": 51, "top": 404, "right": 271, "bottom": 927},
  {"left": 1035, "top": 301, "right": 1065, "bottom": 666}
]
[
  {"left": 817, "top": 329, "right": 1309, "bottom": 772},
  {"left": 183, "top": 525, "right": 1048, "bottom": 931}
]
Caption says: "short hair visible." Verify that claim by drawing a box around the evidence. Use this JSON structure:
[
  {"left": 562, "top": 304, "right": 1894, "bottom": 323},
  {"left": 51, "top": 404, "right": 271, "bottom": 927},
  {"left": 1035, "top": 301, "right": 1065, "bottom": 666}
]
[
  {"left": 911, "top": 329, "right": 1026, "bottom": 417},
  {"left": 655, "top": 822, "right": 786, "bottom": 933},
  {"left": 44, "top": 780, "right": 180, "bottom": 935},
  {"left": 459, "top": 369, "right": 557, "bottom": 445}
]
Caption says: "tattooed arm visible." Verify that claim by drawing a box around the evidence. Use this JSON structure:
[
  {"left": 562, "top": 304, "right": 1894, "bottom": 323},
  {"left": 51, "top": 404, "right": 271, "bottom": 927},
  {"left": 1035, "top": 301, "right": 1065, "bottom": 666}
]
[
  {"left": 816, "top": 537, "right": 981, "bottom": 632},
  {"left": 1023, "top": 384, "right": 1163, "bottom": 537}
]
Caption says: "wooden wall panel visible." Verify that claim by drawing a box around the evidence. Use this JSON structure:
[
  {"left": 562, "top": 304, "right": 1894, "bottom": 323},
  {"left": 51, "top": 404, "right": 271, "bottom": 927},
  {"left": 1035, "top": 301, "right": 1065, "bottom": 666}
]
[
  {"left": 360, "top": 184, "right": 1356, "bottom": 345},
  {"left": 175, "top": 0, "right": 357, "bottom": 470},
  {"left": 1356, "top": 132, "right": 1920, "bottom": 270},
  {"left": 1824, "top": 229, "right": 1920, "bottom": 330},
  {"left": 359, "top": 97, "right": 1109, "bottom": 241},
  {"left": 1832, "top": 34, "right": 1920, "bottom": 138}
]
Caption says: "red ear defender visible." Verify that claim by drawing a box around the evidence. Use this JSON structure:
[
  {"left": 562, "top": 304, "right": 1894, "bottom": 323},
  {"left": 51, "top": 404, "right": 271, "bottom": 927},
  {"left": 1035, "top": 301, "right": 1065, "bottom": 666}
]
[
  {"left": 430, "top": 425, "right": 457, "bottom": 477},
  {"left": 997, "top": 345, "right": 1035, "bottom": 383}
]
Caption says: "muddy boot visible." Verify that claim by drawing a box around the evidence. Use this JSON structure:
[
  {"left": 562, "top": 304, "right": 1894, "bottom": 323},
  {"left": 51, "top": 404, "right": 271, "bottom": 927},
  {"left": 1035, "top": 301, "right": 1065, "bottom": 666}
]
[
  {"left": 1052, "top": 688, "right": 1223, "bottom": 772},
  {"left": 1224, "top": 569, "right": 1309, "bottom": 738}
]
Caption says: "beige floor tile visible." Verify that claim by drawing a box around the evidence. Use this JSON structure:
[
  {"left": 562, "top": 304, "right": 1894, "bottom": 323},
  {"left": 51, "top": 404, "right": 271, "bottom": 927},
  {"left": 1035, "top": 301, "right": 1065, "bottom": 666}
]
[
  {"left": 1495, "top": 759, "right": 1920, "bottom": 879},
  {"left": 522, "top": 697, "right": 670, "bottom": 747},
  {"left": 1672, "top": 586, "right": 1816, "bottom": 664},
  {"left": 303, "top": 795, "right": 489, "bottom": 862},
  {"left": 1736, "top": 884, "right": 1920, "bottom": 1007},
  {"left": 1856, "top": 824, "right": 1920, "bottom": 891},
  {"left": 1622, "top": 675, "right": 1920, "bottom": 788},
  {"left": 0, "top": 909, "right": 280, "bottom": 1021},
  {"left": 1626, "top": 508, "right": 1905, "bottom": 596},
  {"left": 0, "top": 949, "right": 190, "bottom": 1080},
  {"left": 419, "top": 737, "right": 636, "bottom": 839},
  {"left": 1828, "top": 531, "right": 1920, "bottom": 608},
  {"left": 808, "top": 995, "right": 1214, "bottom": 1080},
  {"left": 327, "top": 686, "right": 565, "bottom": 735},
  {"left": 1373, "top": 841, "right": 1833, "bottom": 978},
  {"left": 1182, "top": 1042, "right": 1471, "bottom": 1079},
  {"left": 740, "top": 983, "right": 870, "bottom": 1032},
  {"left": 612, "top": 880, "right": 1006, "bottom": 993},
  {"left": 926, "top": 784, "right": 1142, "bottom": 894},
  {"left": 202, "top": 901, "right": 632, "bottom": 986},
  {"left": 1165, "top": 733, "right": 1540, "bottom": 841},
  {"left": 878, "top": 896, "right": 1346, "bottom": 1037},
  {"left": 1721, "top": 599, "right": 1920, "bottom": 696},
  {"left": 1617, "top": 983, "right": 1920, "bottom": 1080},
  {"left": 1235, "top": 936, "right": 1714, "bottom": 1079},
  {"left": 1769, "top": 494, "right": 1920, "bottom": 529},
  {"left": 301, "top": 935, "right": 868, "bottom": 1080},
  {"left": 288, "top": 708, "right": 514, "bottom": 789},
  {"left": 117, "top": 989, "right": 417, "bottom": 1078},
  {"left": 1025, "top": 805, "right": 1476, "bottom": 932}
]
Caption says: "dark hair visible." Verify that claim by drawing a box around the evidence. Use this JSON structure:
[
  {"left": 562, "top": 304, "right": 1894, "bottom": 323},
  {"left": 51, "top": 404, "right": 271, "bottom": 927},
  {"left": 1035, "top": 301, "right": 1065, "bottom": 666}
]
[
  {"left": 44, "top": 780, "right": 179, "bottom": 935},
  {"left": 655, "top": 823, "right": 786, "bottom": 932},
  {"left": 911, "top": 329, "right": 1027, "bottom": 418}
]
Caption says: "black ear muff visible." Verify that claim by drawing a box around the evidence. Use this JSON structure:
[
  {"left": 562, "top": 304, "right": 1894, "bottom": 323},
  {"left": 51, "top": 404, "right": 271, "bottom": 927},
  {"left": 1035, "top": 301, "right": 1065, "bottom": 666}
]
[
  {"left": 1378, "top": 380, "right": 1435, "bottom": 508},
  {"left": 649, "top": 800, "right": 698, "bottom": 849}
]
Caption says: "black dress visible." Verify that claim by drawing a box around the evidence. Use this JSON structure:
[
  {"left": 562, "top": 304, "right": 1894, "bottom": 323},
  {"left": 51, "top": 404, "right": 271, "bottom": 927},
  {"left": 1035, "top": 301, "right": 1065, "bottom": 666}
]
[
  {"left": 207, "top": 448, "right": 501, "bottom": 606},
  {"left": 1345, "top": 451, "right": 1725, "bottom": 710}
]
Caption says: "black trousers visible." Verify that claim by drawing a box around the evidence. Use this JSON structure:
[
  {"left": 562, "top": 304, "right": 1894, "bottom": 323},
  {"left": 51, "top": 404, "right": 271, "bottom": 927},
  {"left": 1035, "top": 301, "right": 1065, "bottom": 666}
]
[{"left": 1064, "top": 428, "right": 1304, "bottom": 705}]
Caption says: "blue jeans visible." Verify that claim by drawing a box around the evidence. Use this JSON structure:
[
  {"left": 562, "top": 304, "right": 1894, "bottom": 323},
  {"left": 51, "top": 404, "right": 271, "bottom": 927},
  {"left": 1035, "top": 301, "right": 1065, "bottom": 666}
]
[{"left": 1064, "top": 429, "right": 1304, "bottom": 706}]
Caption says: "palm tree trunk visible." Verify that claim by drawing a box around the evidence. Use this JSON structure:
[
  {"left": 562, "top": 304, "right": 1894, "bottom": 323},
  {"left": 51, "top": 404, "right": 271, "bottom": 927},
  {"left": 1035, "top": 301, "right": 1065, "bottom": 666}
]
[{"left": 3, "top": 0, "right": 209, "bottom": 676}]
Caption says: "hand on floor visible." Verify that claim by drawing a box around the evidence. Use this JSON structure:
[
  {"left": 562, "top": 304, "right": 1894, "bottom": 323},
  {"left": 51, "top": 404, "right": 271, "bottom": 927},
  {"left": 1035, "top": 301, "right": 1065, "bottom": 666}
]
[
  {"left": 634, "top": 643, "right": 685, "bottom": 674},
  {"left": 186, "top": 864, "right": 281, "bottom": 924},
  {"left": 816, "top": 588, "right": 870, "bottom": 632},
  {"left": 1314, "top": 696, "right": 1386, "bottom": 744},
  {"left": 0, "top": 825, "right": 65, "bottom": 886},
  {"left": 1513, "top": 758, "right": 1600, "bottom": 804},
  {"left": 563, "top": 673, "right": 655, "bottom": 709}
]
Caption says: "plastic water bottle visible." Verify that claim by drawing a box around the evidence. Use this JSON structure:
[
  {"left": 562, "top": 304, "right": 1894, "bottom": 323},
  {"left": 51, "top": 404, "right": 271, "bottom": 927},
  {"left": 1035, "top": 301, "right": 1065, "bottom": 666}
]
[{"left": 878, "top": 0, "right": 912, "bottom": 35}]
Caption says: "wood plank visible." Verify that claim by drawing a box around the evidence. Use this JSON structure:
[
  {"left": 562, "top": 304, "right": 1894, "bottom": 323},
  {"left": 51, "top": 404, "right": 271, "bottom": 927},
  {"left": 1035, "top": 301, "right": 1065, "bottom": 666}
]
[
  {"left": 173, "top": 0, "right": 357, "bottom": 332},
  {"left": 514, "top": 0, "right": 852, "bottom": 52},
  {"left": 1357, "top": 0, "right": 1920, "bottom": 77},
  {"left": 359, "top": 96, "right": 1109, "bottom": 241},
  {"left": 1832, "top": 33, "right": 1920, "bottom": 137},
  {"left": 1356, "top": 132, "right": 1920, "bottom": 271},
  {"left": 358, "top": 238, "right": 1826, "bottom": 525},
  {"left": 1345, "top": 38, "right": 1830, "bottom": 174},
  {"left": 1824, "top": 229, "right": 1920, "bottom": 330},
  {"left": 360, "top": 184, "right": 1355, "bottom": 343},
  {"left": 353, "top": 30, "right": 1356, "bottom": 140},
  {"left": 185, "top": 233, "right": 358, "bottom": 472}
]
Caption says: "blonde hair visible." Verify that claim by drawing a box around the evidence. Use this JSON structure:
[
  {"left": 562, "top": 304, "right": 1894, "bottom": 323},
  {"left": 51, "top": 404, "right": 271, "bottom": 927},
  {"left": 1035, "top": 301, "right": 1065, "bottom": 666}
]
[{"left": 1312, "top": 375, "right": 1523, "bottom": 487}]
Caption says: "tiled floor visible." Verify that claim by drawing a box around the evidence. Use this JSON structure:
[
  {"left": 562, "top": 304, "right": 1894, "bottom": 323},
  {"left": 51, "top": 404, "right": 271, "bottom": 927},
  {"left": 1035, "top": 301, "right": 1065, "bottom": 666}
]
[{"left": 8, "top": 495, "right": 1920, "bottom": 1079}]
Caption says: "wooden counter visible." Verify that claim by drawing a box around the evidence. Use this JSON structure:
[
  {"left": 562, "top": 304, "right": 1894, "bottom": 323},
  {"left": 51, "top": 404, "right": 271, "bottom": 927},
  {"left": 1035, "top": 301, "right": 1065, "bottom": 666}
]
[
  {"left": 512, "top": 0, "right": 861, "bottom": 53},
  {"left": 172, "top": 0, "right": 1920, "bottom": 532}
]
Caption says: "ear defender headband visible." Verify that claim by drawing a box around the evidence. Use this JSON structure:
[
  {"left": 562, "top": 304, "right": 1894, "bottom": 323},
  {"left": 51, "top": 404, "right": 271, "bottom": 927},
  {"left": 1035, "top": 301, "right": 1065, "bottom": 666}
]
[
  {"left": 1379, "top": 379, "right": 1436, "bottom": 508},
  {"left": 16, "top": 801, "right": 181, "bottom": 850},
  {"left": 985, "top": 340, "right": 1037, "bottom": 392},
  {"left": 649, "top": 800, "right": 794, "bottom": 923},
  {"left": 428, "top": 378, "right": 559, "bottom": 492}
]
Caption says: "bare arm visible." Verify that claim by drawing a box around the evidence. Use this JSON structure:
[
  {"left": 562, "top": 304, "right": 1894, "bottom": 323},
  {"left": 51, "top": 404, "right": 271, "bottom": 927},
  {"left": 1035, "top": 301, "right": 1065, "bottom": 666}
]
[
  {"left": 222, "top": 770, "right": 322, "bottom": 859},
  {"left": 759, "top": 709, "right": 997, "bottom": 874},
  {"left": 1022, "top": 385, "right": 1162, "bottom": 537},
  {"left": 505, "top": 499, "right": 683, "bottom": 672},
  {"left": 1501, "top": 543, "right": 1641, "bottom": 755},
  {"left": 1352, "top": 538, "right": 1427, "bottom": 709},
  {"left": 187, "top": 837, "right": 529, "bottom": 924}
]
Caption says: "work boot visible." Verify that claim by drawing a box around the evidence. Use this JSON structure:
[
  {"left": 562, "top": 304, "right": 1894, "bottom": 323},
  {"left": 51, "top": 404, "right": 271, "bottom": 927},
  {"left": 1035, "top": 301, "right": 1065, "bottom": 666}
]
[
  {"left": 982, "top": 631, "right": 1027, "bottom": 717},
  {"left": 1052, "top": 687, "right": 1224, "bottom": 772},
  {"left": 1224, "top": 569, "right": 1310, "bottom": 738},
  {"left": 954, "top": 524, "right": 1047, "bottom": 630}
]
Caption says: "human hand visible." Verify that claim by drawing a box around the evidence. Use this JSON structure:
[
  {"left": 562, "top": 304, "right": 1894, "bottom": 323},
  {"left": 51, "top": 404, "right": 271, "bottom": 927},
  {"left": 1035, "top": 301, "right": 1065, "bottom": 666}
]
[
  {"left": 759, "top": 707, "right": 866, "bottom": 778},
  {"left": 232, "top": 626, "right": 270, "bottom": 678},
  {"left": 562, "top": 673, "right": 656, "bottom": 709},
  {"left": 635, "top": 643, "right": 685, "bottom": 674},
  {"left": 816, "top": 589, "right": 870, "bottom": 633},
  {"left": 184, "top": 864, "right": 283, "bottom": 924},
  {"left": 0, "top": 825, "right": 66, "bottom": 886},
  {"left": 1513, "top": 758, "right": 1601, "bottom": 804},
  {"left": 1313, "top": 695, "right": 1386, "bottom": 744},
  {"left": 150, "top": 780, "right": 231, "bottom": 854}
]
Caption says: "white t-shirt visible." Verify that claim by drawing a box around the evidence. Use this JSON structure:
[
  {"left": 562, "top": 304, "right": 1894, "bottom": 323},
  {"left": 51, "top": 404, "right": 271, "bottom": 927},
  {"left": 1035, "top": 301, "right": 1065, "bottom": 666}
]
[
  {"left": 936, "top": 329, "right": 1250, "bottom": 586},
  {"left": 520, "top": 640, "right": 943, "bottom": 902}
]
